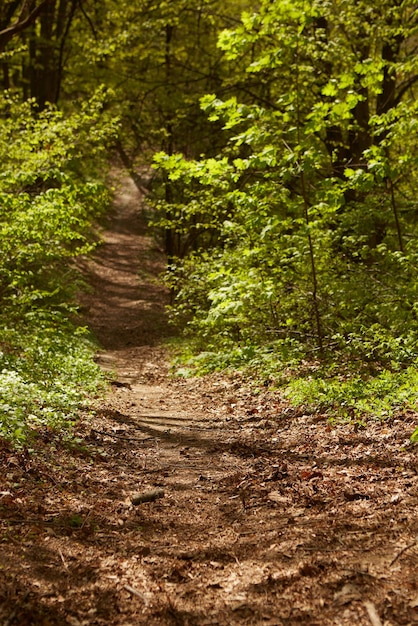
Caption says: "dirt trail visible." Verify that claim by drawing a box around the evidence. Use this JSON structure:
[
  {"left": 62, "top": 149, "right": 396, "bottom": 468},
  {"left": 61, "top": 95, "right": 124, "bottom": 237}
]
[
  {"left": 82, "top": 174, "right": 222, "bottom": 436},
  {"left": 81, "top": 174, "right": 171, "bottom": 380},
  {"left": 0, "top": 175, "right": 417, "bottom": 626}
]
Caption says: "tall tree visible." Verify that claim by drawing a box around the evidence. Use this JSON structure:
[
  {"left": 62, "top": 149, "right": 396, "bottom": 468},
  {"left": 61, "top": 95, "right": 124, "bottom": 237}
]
[
  {"left": 1, "top": 0, "right": 79, "bottom": 107},
  {"left": 27, "top": 0, "right": 78, "bottom": 107}
]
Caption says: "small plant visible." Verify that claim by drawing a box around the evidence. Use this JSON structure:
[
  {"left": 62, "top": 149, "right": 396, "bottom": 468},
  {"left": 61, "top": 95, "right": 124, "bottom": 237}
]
[{"left": 68, "top": 514, "right": 83, "bottom": 528}]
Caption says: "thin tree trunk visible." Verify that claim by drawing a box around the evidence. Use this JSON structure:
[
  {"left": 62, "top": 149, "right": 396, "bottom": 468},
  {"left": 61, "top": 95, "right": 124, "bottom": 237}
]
[
  {"left": 164, "top": 23, "right": 175, "bottom": 262},
  {"left": 295, "top": 38, "right": 324, "bottom": 356}
]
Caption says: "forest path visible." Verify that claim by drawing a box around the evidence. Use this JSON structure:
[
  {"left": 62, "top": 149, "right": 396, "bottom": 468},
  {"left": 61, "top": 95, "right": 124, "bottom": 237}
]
[
  {"left": 79, "top": 171, "right": 204, "bottom": 435},
  {"left": 0, "top": 173, "right": 416, "bottom": 626}
]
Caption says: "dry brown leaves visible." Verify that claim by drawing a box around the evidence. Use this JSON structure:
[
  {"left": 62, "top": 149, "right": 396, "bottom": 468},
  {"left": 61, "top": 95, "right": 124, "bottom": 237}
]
[{"left": 0, "top": 378, "right": 417, "bottom": 626}]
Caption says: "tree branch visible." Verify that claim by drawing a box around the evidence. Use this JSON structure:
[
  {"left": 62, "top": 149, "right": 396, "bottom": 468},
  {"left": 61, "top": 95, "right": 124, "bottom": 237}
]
[
  {"left": 0, "top": 0, "right": 53, "bottom": 52},
  {"left": 395, "top": 74, "right": 418, "bottom": 103}
]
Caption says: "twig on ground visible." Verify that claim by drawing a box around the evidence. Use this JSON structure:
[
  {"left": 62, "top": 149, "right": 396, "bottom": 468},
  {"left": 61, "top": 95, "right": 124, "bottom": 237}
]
[
  {"left": 123, "top": 584, "right": 150, "bottom": 605},
  {"left": 364, "top": 601, "right": 383, "bottom": 626},
  {"left": 58, "top": 548, "right": 69, "bottom": 571},
  {"left": 389, "top": 540, "right": 417, "bottom": 567},
  {"left": 131, "top": 489, "right": 165, "bottom": 505},
  {"left": 80, "top": 508, "right": 93, "bottom": 530}
]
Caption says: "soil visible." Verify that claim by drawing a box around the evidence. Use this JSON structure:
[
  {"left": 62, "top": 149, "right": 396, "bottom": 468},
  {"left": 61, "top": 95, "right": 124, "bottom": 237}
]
[{"left": 0, "top": 174, "right": 417, "bottom": 626}]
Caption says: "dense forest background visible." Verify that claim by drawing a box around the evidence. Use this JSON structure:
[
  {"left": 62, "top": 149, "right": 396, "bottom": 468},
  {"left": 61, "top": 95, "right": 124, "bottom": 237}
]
[{"left": 1, "top": 0, "right": 418, "bottom": 444}]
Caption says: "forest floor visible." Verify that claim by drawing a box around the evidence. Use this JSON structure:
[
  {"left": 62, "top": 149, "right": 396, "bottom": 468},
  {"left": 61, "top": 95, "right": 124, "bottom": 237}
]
[{"left": 0, "top": 174, "right": 417, "bottom": 626}]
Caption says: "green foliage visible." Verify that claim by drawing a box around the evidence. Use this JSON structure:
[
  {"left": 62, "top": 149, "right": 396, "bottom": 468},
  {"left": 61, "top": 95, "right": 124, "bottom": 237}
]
[
  {"left": 0, "top": 89, "right": 117, "bottom": 444},
  {"left": 4, "top": 0, "right": 417, "bottom": 435},
  {"left": 0, "top": 89, "right": 117, "bottom": 309},
  {"left": 285, "top": 366, "right": 418, "bottom": 422},
  {"left": 0, "top": 314, "right": 105, "bottom": 443},
  {"left": 154, "top": 0, "right": 418, "bottom": 426},
  {"left": 66, "top": 0, "right": 243, "bottom": 166}
]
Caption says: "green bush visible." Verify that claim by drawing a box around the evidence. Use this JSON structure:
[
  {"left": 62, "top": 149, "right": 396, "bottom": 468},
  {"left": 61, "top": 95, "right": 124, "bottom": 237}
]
[
  {"left": 0, "top": 314, "right": 106, "bottom": 443},
  {"left": 0, "top": 89, "right": 117, "bottom": 444}
]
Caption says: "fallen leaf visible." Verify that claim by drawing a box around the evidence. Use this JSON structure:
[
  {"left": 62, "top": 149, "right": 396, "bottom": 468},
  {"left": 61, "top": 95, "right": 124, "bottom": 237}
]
[
  {"left": 301, "top": 469, "right": 323, "bottom": 480},
  {"left": 409, "top": 595, "right": 418, "bottom": 608},
  {"left": 267, "top": 491, "right": 289, "bottom": 504}
]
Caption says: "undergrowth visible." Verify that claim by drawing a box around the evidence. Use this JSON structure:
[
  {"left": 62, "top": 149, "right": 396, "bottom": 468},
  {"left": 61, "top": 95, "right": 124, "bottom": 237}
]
[
  {"left": 169, "top": 338, "right": 418, "bottom": 435},
  {"left": 0, "top": 310, "right": 107, "bottom": 445},
  {"left": 0, "top": 89, "right": 117, "bottom": 447}
]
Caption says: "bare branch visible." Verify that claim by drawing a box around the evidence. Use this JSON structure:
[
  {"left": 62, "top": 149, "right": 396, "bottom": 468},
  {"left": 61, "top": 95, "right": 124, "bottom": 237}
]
[
  {"left": 78, "top": 0, "right": 97, "bottom": 40},
  {"left": 0, "top": 0, "right": 53, "bottom": 52}
]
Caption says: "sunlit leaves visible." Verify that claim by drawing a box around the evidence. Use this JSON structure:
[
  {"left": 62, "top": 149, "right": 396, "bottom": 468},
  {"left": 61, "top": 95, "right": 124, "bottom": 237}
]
[{"left": 0, "top": 89, "right": 115, "bottom": 444}]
